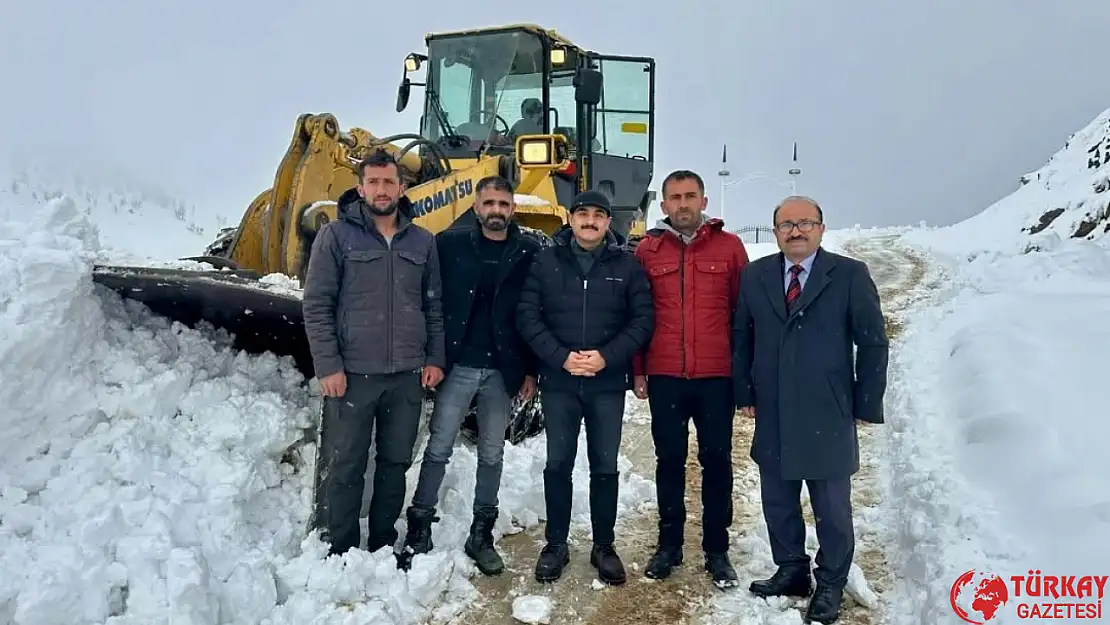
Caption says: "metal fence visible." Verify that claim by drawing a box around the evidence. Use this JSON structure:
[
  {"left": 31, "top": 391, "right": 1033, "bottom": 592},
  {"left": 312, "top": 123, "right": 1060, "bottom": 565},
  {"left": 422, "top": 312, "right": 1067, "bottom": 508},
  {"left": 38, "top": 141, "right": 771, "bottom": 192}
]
[{"left": 735, "top": 225, "right": 776, "bottom": 243}]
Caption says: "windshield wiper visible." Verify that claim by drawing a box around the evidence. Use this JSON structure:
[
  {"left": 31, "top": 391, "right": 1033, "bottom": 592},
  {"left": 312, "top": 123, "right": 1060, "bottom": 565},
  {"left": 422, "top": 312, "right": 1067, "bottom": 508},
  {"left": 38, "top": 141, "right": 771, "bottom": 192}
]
[{"left": 427, "top": 88, "right": 465, "bottom": 146}]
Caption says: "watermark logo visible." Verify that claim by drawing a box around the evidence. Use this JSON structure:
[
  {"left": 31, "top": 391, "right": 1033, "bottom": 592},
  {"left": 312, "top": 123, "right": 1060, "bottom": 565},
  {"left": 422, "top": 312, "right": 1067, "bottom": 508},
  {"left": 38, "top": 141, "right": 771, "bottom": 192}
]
[{"left": 950, "top": 569, "right": 1106, "bottom": 623}]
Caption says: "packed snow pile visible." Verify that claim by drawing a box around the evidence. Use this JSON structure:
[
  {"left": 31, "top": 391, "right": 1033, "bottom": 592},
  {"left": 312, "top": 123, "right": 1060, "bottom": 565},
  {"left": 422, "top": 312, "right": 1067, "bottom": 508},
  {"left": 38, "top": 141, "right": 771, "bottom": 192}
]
[
  {"left": 0, "top": 157, "right": 224, "bottom": 264},
  {"left": 881, "top": 240, "right": 1110, "bottom": 622},
  {"left": 510, "top": 595, "right": 553, "bottom": 624},
  {"left": 903, "top": 106, "right": 1110, "bottom": 257},
  {"left": 0, "top": 193, "right": 654, "bottom": 624},
  {"left": 884, "top": 110, "right": 1110, "bottom": 623}
]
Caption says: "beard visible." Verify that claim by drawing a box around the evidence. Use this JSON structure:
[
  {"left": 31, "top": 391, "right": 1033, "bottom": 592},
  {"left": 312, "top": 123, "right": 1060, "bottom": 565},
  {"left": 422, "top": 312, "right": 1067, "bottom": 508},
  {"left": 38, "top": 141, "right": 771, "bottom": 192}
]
[
  {"left": 366, "top": 198, "right": 398, "bottom": 216},
  {"left": 479, "top": 214, "right": 508, "bottom": 230}
]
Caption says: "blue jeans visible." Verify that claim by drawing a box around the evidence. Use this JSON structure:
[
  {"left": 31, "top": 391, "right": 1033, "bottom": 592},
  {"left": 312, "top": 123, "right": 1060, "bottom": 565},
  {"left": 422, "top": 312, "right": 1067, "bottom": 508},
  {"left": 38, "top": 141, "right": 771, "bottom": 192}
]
[{"left": 411, "top": 366, "right": 513, "bottom": 513}]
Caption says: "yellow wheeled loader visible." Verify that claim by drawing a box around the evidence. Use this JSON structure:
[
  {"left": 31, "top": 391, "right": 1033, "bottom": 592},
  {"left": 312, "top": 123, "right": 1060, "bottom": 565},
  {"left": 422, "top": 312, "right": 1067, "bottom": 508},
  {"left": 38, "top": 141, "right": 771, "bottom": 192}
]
[{"left": 90, "top": 22, "right": 656, "bottom": 530}]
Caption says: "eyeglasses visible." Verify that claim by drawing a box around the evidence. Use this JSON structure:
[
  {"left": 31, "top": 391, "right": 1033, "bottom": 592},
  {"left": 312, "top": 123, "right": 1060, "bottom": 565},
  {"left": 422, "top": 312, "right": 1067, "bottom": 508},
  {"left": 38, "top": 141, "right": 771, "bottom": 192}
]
[{"left": 775, "top": 220, "right": 821, "bottom": 233}]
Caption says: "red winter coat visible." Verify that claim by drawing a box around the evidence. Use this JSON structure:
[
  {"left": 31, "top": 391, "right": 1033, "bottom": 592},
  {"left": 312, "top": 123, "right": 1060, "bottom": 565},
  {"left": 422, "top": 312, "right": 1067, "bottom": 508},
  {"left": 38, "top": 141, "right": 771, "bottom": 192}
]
[{"left": 632, "top": 218, "right": 750, "bottom": 379}]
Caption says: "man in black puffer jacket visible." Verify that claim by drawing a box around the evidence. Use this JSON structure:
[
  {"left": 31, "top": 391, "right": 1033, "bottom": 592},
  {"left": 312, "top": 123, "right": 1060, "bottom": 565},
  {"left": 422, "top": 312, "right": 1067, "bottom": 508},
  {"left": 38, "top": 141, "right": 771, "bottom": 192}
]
[{"left": 516, "top": 190, "right": 655, "bottom": 586}]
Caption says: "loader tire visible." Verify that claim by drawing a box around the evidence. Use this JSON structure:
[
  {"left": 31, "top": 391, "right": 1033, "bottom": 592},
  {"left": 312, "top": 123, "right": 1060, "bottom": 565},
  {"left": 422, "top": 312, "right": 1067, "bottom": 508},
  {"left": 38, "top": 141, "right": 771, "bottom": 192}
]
[
  {"left": 460, "top": 393, "right": 544, "bottom": 445},
  {"left": 625, "top": 233, "right": 643, "bottom": 253}
]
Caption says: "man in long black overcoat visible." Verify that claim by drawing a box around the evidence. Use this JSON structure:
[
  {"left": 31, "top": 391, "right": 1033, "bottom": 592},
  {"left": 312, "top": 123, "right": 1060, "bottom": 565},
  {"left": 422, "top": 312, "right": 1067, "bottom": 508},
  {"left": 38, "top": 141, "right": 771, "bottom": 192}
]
[{"left": 732, "top": 196, "right": 889, "bottom": 624}]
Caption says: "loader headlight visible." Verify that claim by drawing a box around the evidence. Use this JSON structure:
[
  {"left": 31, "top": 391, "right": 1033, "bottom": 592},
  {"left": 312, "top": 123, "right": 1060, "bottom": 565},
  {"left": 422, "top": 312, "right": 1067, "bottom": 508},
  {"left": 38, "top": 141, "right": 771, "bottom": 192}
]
[
  {"left": 515, "top": 134, "right": 567, "bottom": 171},
  {"left": 519, "top": 139, "right": 552, "bottom": 165}
]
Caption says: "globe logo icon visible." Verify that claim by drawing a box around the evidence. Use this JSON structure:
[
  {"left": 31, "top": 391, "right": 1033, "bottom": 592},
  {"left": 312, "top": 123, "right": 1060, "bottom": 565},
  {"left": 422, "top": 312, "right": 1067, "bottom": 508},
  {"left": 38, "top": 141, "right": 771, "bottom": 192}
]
[{"left": 950, "top": 569, "right": 1010, "bottom": 623}]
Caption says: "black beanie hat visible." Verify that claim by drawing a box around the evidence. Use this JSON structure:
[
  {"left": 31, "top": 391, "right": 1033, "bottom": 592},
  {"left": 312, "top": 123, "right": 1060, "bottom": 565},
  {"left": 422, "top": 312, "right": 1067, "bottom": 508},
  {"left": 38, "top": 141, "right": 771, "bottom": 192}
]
[{"left": 569, "top": 190, "right": 611, "bottom": 215}]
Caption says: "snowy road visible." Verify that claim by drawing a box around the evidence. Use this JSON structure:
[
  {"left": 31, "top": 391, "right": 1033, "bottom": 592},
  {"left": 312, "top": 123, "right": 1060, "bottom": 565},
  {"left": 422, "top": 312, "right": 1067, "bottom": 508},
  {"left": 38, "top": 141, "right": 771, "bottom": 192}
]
[
  {"left": 443, "top": 234, "right": 931, "bottom": 625},
  {"left": 695, "top": 234, "right": 929, "bottom": 625}
]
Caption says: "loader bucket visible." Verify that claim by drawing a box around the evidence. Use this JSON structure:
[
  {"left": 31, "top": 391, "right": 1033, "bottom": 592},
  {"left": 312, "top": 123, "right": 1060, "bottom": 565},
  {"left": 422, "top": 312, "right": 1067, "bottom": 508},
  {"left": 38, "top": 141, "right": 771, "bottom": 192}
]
[{"left": 91, "top": 265, "right": 316, "bottom": 379}]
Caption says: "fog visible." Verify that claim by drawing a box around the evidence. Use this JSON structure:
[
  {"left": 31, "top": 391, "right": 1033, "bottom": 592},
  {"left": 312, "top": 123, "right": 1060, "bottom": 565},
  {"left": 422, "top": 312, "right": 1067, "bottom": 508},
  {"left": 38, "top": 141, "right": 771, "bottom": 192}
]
[{"left": 2, "top": 0, "right": 1108, "bottom": 231}]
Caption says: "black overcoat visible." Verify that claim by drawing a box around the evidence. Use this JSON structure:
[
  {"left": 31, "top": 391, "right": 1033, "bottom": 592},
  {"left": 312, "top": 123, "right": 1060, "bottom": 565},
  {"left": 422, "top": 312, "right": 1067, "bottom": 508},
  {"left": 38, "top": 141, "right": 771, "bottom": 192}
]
[{"left": 732, "top": 247, "right": 889, "bottom": 480}]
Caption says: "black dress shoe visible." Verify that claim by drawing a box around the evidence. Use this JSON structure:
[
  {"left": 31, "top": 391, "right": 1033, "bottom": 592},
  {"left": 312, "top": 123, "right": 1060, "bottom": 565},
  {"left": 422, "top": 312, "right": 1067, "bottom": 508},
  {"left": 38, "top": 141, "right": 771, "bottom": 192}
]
[
  {"left": 704, "top": 552, "right": 740, "bottom": 589},
  {"left": 749, "top": 566, "right": 813, "bottom": 598},
  {"left": 534, "top": 543, "right": 570, "bottom": 583},
  {"left": 644, "top": 545, "right": 683, "bottom": 580},
  {"left": 804, "top": 585, "right": 843, "bottom": 624},
  {"left": 590, "top": 544, "right": 627, "bottom": 585}
]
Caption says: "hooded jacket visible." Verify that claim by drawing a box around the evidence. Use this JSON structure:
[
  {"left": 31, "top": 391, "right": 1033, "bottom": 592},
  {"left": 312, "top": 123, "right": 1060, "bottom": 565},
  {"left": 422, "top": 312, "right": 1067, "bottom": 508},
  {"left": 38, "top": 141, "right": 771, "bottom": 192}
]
[
  {"left": 632, "top": 216, "right": 749, "bottom": 379},
  {"left": 516, "top": 224, "right": 654, "bottom": 393},
  {"left": 302, "top": 187, "right": 445, "bottom": 378}
]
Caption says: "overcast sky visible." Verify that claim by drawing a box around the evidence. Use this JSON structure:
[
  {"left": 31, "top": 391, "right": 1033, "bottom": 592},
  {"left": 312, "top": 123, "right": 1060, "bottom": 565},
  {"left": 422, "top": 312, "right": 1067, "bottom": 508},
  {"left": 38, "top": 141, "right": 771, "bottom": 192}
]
[{"left": 2, "top": 0, "right": 1109, "bottom": 231}]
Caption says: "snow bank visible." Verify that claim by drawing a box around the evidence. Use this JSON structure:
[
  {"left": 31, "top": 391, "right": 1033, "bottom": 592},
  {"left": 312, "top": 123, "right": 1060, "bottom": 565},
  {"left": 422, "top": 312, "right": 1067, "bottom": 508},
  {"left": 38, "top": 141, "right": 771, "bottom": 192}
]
[
  {"left": 0, "top": 194, "right": 653, "bottom": 624},
  {"left": 737, "top": 225, "right": 913, "bottom": 262},
  {"left": 881, "top": 236, "right": 1110, "bottom": 623},
  {"left": 902, "top": 106, "right": 1110, "bottom": 257},
  {"left": 0, "top": 158, "right": 222, "bottom": 264},
  {"left": 880, "top": 108, "right": 1110, "bottom": 621}
]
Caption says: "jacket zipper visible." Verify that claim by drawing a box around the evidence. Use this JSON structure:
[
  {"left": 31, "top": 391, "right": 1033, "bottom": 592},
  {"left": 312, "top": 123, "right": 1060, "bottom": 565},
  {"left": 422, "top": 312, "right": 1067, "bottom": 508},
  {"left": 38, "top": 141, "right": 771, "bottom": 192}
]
[
  {"left": 580, "top": 274, "right": 588, "bottom": 392},
  {"left": 679, "top": 243, "right": 686, "bottom": 378},
  {"left": 581, "top": 277, "right": 589, "bottom": 345},
  {"left": 386, "top": 237, "right": 394, "bottom": 374},
  {"left": 579, "top": 250, "right": 595, "bottom": 392}
]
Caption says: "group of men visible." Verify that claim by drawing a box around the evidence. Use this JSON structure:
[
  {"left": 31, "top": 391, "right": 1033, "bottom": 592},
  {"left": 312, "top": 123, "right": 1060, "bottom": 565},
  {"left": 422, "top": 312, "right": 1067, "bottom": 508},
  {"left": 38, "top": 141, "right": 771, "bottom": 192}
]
[{"left": 301, "top": 148, "right": 888, "bottom": 624}]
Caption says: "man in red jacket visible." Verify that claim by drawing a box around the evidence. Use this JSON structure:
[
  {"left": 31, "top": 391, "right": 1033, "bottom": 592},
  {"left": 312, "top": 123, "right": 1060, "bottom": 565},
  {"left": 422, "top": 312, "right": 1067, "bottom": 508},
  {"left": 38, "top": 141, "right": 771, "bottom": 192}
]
[{"left": 633, "top": 169, "right": 750, "bottom": 588}]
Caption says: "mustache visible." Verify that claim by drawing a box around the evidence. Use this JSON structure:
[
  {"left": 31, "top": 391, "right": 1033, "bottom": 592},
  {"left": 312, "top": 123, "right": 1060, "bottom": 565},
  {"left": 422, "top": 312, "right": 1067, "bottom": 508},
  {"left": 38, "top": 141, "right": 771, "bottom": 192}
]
[{"left": 788, "top": 235, "right": 807, "bottom": 242}]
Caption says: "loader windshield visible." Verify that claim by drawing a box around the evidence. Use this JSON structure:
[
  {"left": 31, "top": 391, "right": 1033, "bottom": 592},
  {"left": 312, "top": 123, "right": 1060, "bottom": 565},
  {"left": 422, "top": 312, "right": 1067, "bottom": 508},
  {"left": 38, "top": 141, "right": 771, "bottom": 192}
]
[{"left": 422, "top": 29, "right": 545, "bottom": 155}]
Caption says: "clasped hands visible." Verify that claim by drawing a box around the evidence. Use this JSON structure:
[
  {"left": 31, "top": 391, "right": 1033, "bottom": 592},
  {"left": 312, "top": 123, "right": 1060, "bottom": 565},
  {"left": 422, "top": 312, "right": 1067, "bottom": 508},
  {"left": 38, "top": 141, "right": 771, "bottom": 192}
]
[{"left": 563, "top": 350, "right": 605, "bottom": 376}]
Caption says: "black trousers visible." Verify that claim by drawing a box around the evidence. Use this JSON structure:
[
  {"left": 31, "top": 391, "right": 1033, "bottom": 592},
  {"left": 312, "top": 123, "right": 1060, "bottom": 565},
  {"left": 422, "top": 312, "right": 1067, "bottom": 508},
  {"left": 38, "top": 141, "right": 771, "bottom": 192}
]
[
  {"left": 316, "top": 370, "right": 424, "bottom": 555},
  {"left": 647, "top": 375, "right": 735, "bottom": 553},
  {"left": 540, "top": 389, "right": 624, "bottom": 546},
  {"left": 758, "top": 461, "right": 854, "bottom": 588}
]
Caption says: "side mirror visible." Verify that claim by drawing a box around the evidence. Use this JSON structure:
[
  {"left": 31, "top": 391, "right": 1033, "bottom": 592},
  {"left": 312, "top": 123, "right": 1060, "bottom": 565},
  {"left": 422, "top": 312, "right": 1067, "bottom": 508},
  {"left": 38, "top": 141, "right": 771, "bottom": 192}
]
[
  {"left": 396, "top": 78, "right": 411, "bottom": 113},
  {"left": 574, "top": 68, "right": 603, "bottom": 106}
]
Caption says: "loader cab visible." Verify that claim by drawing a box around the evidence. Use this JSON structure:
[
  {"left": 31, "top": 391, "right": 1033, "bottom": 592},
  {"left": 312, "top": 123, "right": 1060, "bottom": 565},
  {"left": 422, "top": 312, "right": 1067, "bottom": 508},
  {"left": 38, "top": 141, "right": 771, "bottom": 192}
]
[{"left": 395, "top": 24, "right": 656, "bottom": 239}]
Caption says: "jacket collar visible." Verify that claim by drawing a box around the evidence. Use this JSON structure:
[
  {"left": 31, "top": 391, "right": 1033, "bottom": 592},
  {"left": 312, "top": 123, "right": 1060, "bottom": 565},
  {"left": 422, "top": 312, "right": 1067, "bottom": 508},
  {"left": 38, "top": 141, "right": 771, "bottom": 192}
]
[
  {"left": 760, "top": 246, "right": 836, "bottom": 321},
  {"left": 336, "top": 186, "right": 416, "bottom": 233},
  {"left": 648, "top": 215, "right": 726, "bottom": 245}
]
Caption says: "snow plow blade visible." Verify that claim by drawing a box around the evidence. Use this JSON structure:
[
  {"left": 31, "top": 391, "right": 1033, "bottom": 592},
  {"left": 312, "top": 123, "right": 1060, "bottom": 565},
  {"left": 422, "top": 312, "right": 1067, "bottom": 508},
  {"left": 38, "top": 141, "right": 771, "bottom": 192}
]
[{"left": 90, "top": 264, "right": 315, "bottom": 379}]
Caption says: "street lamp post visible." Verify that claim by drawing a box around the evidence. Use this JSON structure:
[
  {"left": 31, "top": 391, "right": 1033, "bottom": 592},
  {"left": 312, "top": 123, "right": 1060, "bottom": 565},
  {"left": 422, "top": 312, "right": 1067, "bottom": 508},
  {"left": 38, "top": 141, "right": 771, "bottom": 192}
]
[
  {"left": 717, "top": 144, "right": 730, "bottom": 220},
  {"left": 717, "top": 141, "right": 803, "bottom": 219},
  {"left": 787, "top": 140, "right": 802, "bottom": 195}
]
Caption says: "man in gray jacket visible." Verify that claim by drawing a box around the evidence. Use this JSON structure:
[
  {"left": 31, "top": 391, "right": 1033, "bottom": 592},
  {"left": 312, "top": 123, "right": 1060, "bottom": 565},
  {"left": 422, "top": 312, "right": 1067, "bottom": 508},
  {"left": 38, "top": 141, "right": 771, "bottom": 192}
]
[{"left": 302, "top": 149, "right": 445, "bottom": 566}]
